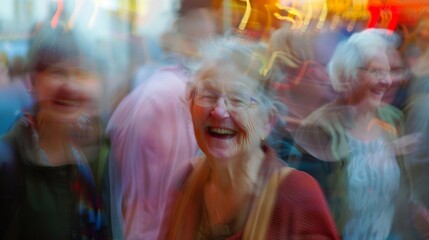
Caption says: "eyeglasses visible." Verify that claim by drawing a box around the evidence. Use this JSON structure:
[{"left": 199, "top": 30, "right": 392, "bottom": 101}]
[
  {"left": 359, "top": 68, "right": 391, "bottom": 79},
  {"left": 193, "top": 88, "right": 258, "bottom": 111}
]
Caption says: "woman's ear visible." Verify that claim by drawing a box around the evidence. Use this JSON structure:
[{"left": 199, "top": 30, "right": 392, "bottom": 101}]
[
  {"left": 263, "top": 107, "right": 278, "bottom": 137},
  {"left": 187, "top": 86, "right": 196, "bottom": 112}
]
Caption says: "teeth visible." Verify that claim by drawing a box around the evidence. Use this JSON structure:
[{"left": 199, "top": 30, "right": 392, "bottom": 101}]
[{"left": 210, "top": 127, "right": 236, "bottom": 135}]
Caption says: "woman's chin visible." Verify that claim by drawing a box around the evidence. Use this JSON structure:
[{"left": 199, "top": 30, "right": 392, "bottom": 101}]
[
  {"left": 42, "top": 111, "right": 81, "bottom": 124},
  {"left": 207, "top": 147, "right": 235, "bottom": 160},
  {"left": 205, "top": 144, "right": 238, "bottom": 162}
]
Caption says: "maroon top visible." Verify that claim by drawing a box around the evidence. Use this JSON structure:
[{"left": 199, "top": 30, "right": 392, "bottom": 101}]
[{"left": 229, "top": 170, "right": 340, "bottom": 240}]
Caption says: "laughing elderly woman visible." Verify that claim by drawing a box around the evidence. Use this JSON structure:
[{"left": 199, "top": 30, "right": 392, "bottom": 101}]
[
  {"left": 163, "top": 38, "right": 339, "bottom": 240},
  {"left": 294, "top": 29, "right": 416, "bottom": 239}
]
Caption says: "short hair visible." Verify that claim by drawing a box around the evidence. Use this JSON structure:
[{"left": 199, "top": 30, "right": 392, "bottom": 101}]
[
  {"left": 328, "top": 29, "right": 389, "bottom": 95},
  {"left": 27, "top": 23, "right": 105, "bottom": 75},
  {"left": 188, "top": 37, "right": 283, "bottom": 113}
]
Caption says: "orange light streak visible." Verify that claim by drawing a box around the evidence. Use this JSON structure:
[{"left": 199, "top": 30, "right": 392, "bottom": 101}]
[{"left": 51, "top": 0, "right": 63, "bottom": 28}]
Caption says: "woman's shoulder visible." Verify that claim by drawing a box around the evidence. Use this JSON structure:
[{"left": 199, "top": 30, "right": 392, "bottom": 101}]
[
  {"left": 0, "top": 115, "right": 32, "bottom": 157},
  {"left": 263, "top": 166, "right": 325, "bottom": 201},
  {"left": 266, "top": 167, "right": 340, "bottom": 239},
  {"left": 302, "top": 101, "right": 351, "bottom": 127},
  {"left": 278, "top": 169, "right": 322, "bottom": 195},
  {"left": 295, "top": 101, "right": 349, "bottom": 149}
]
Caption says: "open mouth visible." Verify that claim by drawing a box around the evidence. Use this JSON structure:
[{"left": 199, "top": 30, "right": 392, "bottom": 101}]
[
  {"left": 370, "top": 89, "right": 385, "bottom": 97},
  {"left": 53, "top": 99, "right": 82, "bottom": 108},
  {"left": 207, "top": 127, "right": 237, "bottom": 139}
]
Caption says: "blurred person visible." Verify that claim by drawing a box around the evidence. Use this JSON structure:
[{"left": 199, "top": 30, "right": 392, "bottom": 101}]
[
  {"left": 130, "top": 3, "right": 219, "bottom": 89},
  {"left": 402, "top": 25, "right": 429, "bottom": 238},
  {"left": 130, "top": 36, "right": 169, "bottom": 88},
  {"left": 0, "top": 23, "right": 111, "bottom": 239},
  {"left": 268, "top": 27, "right": 338, "bottom": 137},
  {"left": 402, "top": 16, "right": 429, "bottom": 68},
  {"left": 164, "top": 38, "right": 340, "bottom": 240},
  {"left": 106, "top": 1, "right": 218, "bottom": 239},
  {"left": 267, "top": 26, "right": 341, "bottom": 193},
  {"left": 294, "top": 29, "right": 416, "bottom": 239}
]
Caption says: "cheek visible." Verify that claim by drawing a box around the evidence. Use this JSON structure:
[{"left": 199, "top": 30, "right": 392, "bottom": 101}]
[
  {"left": 35, "top": 80, "right": 60, "bottom": 101},
  {"left": 82, "top": 80, "right": 102, "bottom": 102},
  {"left": 191, "top": 105, "right": 209, "bottom": 134},
  {"left": 367, "top": 77, "right": 381, "bottom": 89},
  {"left": 82, "top": 87, "right": 102, "bottom": 103},
  {"left": 357, "top": 77, "right": 374, "bottom": 92},
  {"left": 234, "top": 110, "right": 266, "bottom": 144},
  {"left": 348, "top": 81, "right": 370, "bottom": 101}
]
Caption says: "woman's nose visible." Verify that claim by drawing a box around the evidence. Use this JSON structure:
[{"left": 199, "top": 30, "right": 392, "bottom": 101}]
[
  {"left": 210, "top": 97, "right": 230, "bottom": 119},
  {"left": 380, "top": 74, "right": 392, "bottom": 88}
]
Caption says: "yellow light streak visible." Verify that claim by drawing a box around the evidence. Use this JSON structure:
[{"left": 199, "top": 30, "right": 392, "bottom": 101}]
[
  {"left": 302, "top": 1, "right": 313, "bottom": 32},
  {"left": 238, "top": 0, "right": 251, "bottom": 31},
  {"left": 347, "top": 18, "right": 356, "bottom": 32},
  {"left": 330, "top": 15, "right": 341, "bottom": 30},
  {"left": 316, "top": 0, "right": 328, "bottom": 29},
  {"left": 273, "top": 2, "right": 303, "bottom": 29}
]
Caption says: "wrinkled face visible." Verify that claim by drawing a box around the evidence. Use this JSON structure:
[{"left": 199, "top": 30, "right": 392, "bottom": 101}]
[
  {"left": 190, "top": 67, "right": 270, "bottom": 163},
  {"left": 33, "top": 61, "right": 101, "bottom": 123},
  {"left": 383, "top": 48, "right": 407, "bottom": 104},
  {"left": 352, "top": 52, "right": 392, "bottom": 108}
]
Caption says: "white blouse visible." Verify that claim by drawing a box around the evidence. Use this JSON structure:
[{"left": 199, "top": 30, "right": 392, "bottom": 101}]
[{"left": 343, "top": 132, "right": 400, "bottom": 240}]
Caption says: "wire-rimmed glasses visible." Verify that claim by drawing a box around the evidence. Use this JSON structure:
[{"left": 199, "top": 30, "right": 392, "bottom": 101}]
[{"left": 193, "top": 88, "right": 258, "bottom": 111}]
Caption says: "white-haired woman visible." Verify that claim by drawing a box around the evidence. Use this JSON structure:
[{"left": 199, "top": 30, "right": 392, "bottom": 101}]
[
  {"left": 164, "top": 38, "right": 340, "bottom": 239},
  {"left": 294, "top": 29, "right": 415, "bottom": 239}
]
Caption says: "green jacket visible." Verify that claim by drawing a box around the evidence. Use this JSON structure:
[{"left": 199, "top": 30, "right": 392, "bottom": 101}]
[
  {"left": 0, "top": 115, "right": 111, "bottom": 240},
  {"left": 293, "top": 101, "right": 408, "bottom": 234}
]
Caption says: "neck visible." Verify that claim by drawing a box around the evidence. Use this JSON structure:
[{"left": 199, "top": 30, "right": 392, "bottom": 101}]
[
  {"left": 338, "top": 97, "right": 377, "bottom": 120},
  {"left": 354, "top": 103, "right": 377, "bottom": 123},
  {"left": 203, "top": 148, "right": 265, "bottom": 231},
  {"left": 36, "top": 114, "right": 74, "bottom": 164},
  {"left": 337, "top": 99, "right": 382, "bottom": 140},
  {"left": 208, "top": 147, "right": 265, "bottom": 192}
]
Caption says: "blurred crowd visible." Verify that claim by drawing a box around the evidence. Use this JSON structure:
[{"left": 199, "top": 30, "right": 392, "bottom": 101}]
[{"left": 1, "top": 0, "right": 429, "bottom": 239}]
